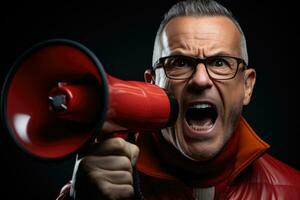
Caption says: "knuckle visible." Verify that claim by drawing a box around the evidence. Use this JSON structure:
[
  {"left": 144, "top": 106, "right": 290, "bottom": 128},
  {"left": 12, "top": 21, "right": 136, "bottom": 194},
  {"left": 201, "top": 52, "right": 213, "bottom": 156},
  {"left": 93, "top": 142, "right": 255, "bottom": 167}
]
[
  {"left": 123, "top": 186, "right": 135, "bottom": 198},
  {"left": 129, "top": 144, "right": 140, "bottom": 165},
  {"left": 97, "top": 181, "right": 112, "bottom": 198},
  {"left": 119, "top": 156, "right": 132, "bottom": 170},
  {"left": 123, "top": 171, "right": 133, "bottom": 185},
  {"left": 111, "top": 137, "right": 126, "bottom": 151},
  {"left": 131, "top": 144, "right": 140, "bottom": 156},
  {"left": 103, "top": 184, "right": 134, "bottom": 200}
]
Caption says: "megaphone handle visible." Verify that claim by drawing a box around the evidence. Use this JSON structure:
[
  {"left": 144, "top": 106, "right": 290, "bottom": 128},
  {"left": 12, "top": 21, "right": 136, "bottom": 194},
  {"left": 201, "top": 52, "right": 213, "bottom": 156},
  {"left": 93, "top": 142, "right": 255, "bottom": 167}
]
[{"left": 127, "top": 132, "right": 145, "bottom": 200}]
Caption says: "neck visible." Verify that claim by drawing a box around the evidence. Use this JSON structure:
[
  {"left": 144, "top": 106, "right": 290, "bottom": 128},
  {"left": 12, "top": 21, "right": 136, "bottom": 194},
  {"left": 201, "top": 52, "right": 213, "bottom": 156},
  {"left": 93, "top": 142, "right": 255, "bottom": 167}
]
[{"left": 152, "top": 130, "right": 240, "bottom": 187}]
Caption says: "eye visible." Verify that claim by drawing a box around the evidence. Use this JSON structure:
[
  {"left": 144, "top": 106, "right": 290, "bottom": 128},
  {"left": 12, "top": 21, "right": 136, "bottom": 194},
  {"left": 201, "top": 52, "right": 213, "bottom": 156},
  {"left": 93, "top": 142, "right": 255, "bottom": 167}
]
[
  {"left": 209, "top": 58, "right": 230, "bottom": 68},
  {"left": 166, "top": 56, "right": 192, "bottom": 68}
]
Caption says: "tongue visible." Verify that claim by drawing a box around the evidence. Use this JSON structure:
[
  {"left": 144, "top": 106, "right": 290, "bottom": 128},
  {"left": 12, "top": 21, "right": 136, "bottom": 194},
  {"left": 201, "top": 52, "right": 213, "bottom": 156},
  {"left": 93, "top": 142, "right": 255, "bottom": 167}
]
[{"left": 189, "top": 117, "right": 213, "bottom": 131}]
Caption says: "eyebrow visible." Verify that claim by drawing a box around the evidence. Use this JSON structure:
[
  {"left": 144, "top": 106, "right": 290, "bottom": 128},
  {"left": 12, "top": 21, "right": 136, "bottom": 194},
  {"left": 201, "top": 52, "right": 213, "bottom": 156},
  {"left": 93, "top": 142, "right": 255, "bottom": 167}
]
[
  {"left": 169, "top": 51, "right": 236, "bottom": 58},
  {"left": 207, "top": 51, "right": 234, "bottom": 57}
]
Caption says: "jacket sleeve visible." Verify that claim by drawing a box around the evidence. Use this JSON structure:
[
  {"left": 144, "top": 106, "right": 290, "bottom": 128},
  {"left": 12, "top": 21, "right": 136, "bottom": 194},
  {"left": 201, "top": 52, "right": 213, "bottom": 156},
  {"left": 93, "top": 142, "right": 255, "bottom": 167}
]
[{"left": 56, "top": 182, "right": 73, "bottom": 200}]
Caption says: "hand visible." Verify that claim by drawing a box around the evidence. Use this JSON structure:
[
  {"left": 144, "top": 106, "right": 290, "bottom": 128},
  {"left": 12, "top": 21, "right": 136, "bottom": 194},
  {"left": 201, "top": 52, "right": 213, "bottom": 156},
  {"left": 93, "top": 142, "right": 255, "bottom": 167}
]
[
  {"left": 101, "top": 120, "right": 129, "bottom": 134},
  {"left": 70, "top": 137, "right": 140, "bottom": 200}
]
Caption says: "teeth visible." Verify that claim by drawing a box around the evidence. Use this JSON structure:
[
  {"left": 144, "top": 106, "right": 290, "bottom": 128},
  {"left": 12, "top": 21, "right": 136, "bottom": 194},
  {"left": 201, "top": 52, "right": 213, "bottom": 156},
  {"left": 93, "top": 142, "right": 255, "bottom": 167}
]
[{"left": 190, "top": 104, "right": 212, "bottom": 109}]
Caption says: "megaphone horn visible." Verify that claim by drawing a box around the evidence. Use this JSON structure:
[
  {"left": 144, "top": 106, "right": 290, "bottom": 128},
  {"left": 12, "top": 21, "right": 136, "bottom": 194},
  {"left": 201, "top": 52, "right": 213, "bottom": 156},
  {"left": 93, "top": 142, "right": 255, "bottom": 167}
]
[{"left": 0, "top": 39, "right": 178, "bottom": 160}]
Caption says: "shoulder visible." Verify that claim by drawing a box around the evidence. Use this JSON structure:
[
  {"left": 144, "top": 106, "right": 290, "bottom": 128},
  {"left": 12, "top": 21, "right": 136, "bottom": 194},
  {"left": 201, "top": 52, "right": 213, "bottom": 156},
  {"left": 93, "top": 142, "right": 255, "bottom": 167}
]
[
  {"left": 253, "top": 154, "right": 300, "bottom": 186},
  {"left": 228, "top": 154, "right": 300, "bottom": 199}
]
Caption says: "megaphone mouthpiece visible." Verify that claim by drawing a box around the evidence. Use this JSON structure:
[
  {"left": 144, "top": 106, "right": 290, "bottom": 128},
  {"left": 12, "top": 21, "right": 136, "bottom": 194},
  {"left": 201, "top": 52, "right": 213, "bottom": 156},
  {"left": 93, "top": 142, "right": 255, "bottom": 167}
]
[{"left": 48, "top": 81, "right": 101, "bottom": 124}]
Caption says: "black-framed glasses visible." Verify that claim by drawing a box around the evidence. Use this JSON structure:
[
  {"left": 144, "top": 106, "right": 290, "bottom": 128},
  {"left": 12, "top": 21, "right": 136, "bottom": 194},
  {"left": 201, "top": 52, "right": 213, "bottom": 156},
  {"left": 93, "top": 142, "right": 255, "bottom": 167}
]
[{"left": 153, "top": 55, "right": 247, "bottom": 80}]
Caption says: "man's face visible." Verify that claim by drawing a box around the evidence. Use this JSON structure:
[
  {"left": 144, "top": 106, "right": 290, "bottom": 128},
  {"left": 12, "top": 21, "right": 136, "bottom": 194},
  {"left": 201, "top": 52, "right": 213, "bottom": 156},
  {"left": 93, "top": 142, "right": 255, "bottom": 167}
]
[{"left": 150, "top": 16, "right": 256, "bottom": 161}]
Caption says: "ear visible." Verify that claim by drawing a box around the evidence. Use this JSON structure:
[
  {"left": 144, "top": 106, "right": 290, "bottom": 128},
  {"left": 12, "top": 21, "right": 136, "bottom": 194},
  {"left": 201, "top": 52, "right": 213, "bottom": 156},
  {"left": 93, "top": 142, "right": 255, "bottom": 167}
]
[
  {"left": 243, "top": 68, "right": 256, "bottom": 105},
  {"left": 144, "top": 69, "right": 155, "bottom": 84}
]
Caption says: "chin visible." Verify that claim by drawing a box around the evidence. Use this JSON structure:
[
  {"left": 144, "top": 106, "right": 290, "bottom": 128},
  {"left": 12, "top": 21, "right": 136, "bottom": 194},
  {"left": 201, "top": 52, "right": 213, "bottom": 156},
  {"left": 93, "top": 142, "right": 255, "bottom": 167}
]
[{"left": 181, "top": 138, "right": 225, "bottom": 161}]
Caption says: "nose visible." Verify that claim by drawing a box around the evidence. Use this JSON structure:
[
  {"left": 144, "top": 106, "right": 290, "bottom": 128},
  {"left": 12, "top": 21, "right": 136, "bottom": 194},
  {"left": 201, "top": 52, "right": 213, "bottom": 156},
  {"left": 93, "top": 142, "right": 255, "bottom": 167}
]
[{"left": 188, "top": 63, "right": 213, "bottom": 91}]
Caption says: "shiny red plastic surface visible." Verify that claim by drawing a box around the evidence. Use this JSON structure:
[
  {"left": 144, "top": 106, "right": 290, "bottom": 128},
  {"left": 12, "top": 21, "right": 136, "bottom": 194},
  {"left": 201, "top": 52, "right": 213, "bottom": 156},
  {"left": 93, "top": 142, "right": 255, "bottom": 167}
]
[
  {"left": 4, "top": 40, "right": 174, "bottom": 160},
  {"left": 107, "top": 75, "right": 171, "bottom": 130},
  {"left": 49, "top": 75, "right": 172, "bottom": 131},
  {"left": 5, "top": 44, "right": 104, "bottom": 159}
]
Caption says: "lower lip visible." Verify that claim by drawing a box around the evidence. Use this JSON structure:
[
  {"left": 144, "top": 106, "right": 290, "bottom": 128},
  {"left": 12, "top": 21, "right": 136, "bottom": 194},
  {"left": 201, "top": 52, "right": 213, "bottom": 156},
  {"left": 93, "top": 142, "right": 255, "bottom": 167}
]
[{"left": 183, "top": 117, "right": 218, "bottom": 139}]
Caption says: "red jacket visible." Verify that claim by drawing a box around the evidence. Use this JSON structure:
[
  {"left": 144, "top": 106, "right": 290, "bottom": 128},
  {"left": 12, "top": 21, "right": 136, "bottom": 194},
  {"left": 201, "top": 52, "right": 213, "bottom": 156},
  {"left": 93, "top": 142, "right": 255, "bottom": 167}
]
[{"left": 57, "top": 117, "right": 300, "bottom": 199}]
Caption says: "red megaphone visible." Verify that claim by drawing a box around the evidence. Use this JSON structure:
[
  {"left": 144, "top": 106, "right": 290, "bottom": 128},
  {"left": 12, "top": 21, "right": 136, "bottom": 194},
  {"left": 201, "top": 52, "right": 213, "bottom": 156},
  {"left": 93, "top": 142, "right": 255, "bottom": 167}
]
[{"left": 0, "top": 39, "right": 178, "bottom": 160}]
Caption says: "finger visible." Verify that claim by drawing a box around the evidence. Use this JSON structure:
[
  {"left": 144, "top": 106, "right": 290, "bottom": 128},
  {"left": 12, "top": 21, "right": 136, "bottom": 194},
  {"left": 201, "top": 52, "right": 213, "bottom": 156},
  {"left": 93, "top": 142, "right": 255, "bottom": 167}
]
[
  {"left": 97, "top": 182, "right": 134, "bottom": 200},
  {"left": 80, "top": 155, "right": 133, "bottom": 172},
  {"left": 82, "top": 138, "right": 140, "bottom": 165},
  {"left": 74, "top": 171, "right": 134, "bottom": 200},
  {"left": 91, "top": 169, "right": 133, "bottom": 185}
]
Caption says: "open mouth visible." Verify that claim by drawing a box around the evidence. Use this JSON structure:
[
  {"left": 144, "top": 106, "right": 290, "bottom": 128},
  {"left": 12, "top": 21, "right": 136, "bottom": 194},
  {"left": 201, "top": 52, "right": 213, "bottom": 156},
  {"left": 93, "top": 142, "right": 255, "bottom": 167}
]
[{"left": 185, "top": 103, "right": 218, "bottom": 132}]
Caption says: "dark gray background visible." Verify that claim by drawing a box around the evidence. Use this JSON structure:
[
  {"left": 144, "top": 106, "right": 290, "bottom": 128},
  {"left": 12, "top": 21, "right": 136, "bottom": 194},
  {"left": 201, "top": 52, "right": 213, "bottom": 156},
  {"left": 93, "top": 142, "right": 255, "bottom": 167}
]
[{"left": 1, "top": 1, "right": 299, "bottom": 199}]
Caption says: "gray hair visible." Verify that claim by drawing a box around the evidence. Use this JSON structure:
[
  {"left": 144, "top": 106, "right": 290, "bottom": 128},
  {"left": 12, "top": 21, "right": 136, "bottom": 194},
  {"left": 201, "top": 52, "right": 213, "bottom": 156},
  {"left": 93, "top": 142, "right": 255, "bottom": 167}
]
[{"left": 152, "top": 0, "right": 248, "bottom": 66}]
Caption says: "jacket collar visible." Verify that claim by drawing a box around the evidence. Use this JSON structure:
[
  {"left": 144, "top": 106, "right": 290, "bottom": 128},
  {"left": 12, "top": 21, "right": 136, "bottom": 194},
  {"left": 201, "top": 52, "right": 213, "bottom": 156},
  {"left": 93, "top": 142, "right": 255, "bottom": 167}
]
[{"left": 136, "top": 116, "right": 269, "bottom": 186}]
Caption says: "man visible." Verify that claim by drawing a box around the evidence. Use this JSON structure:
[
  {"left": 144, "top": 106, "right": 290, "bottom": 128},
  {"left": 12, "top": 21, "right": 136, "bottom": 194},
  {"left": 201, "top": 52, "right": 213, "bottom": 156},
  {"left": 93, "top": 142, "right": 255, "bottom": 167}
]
[{"left": 57, "top": 0, "right": 300, "bottom": 199}]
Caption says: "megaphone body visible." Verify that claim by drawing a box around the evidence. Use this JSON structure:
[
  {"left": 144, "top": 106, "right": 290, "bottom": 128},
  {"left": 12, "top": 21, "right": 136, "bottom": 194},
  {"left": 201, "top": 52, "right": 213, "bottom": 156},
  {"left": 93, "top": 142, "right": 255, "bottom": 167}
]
[{"left": 1, "top": 39, "right": 178, "bottom": 160}]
